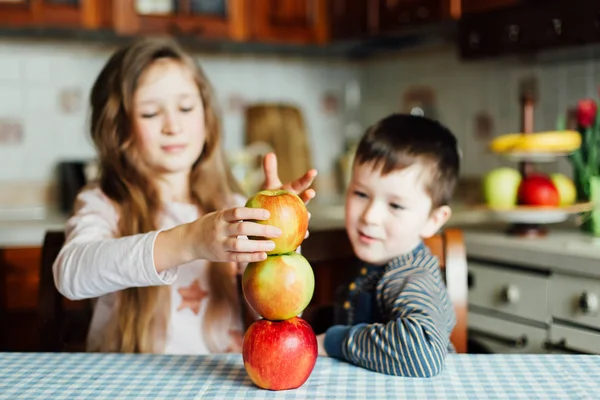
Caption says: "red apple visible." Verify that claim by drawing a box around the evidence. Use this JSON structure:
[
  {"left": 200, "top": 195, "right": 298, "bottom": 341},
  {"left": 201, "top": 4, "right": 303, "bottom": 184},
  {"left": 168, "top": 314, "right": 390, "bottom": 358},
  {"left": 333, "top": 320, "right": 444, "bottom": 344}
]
[
  {"left": 517, "top": 173, "right": 560, "bottom": 207},
  {"left": 245, "top": 189, "right": 308, "bottom": 255},
  {"left": 243, "top": 317, "right": 317, "bottom": 391},
  {"left": 243, "top": 252, "right": 314, "bottom": 320}
]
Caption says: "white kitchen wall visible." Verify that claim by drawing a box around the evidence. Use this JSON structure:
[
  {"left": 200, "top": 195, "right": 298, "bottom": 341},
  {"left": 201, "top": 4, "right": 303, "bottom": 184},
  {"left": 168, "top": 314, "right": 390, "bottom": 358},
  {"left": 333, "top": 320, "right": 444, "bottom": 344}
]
[
  {"left": 0, "top": 39, "right": 361, "bottom": 206},
  {"left": 360, "top": 44, "right": 600, "bottom": 178},
  {"left": 2, "top": 38, "right": 600, "bottom": 208}
]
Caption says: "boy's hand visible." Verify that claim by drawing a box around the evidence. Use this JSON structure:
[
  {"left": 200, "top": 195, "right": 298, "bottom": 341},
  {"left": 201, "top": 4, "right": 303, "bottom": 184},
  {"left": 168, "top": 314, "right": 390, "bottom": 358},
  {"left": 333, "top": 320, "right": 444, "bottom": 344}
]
[
  {"left": 262, "top": 152, "right": 317, "bottom": 205},
  {"left": 317, "top": 333, "right": 328, "bottom": 357}
]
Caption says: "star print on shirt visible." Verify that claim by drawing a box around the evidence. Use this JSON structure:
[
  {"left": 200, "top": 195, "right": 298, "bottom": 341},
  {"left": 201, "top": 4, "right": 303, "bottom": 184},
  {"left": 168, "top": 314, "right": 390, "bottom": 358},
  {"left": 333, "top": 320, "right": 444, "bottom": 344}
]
[{"left": 177, "top": 279, "right": 208, "bottom": 315}]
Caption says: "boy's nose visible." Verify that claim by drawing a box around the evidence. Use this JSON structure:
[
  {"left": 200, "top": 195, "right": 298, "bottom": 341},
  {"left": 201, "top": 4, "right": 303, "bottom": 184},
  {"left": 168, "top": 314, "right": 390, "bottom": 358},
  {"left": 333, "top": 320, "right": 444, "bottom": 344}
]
[{"left": 360, "top": 202, "right": 382, "bottom": 225}]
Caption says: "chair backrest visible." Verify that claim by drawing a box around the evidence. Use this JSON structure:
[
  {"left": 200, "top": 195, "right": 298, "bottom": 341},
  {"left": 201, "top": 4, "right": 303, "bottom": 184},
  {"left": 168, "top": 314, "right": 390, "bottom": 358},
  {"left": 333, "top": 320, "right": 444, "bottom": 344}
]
[
  {"left": 423, "top": 229, "right": 468, "bottom": 353},
  {"left": 39, "top": 230, "right": 92, "bottom": 352},
  {"left": 301, "top": 228, "right": 468, "bottom": 353}
]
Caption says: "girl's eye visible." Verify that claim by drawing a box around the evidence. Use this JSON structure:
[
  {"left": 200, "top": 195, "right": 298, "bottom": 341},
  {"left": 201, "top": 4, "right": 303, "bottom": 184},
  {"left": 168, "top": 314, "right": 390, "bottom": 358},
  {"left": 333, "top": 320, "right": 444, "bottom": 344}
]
[
  {"left": 353, "top": 190, "right": 367, "bottom": 198},
  {"left": 180, "top": 106, "right": 194, "bottom": 113},
  {"left": 141, "top": 112, "right": 158, "bottom": 119},
  {"left": 390, "top": 203, "right": 404, "bottom": 210}
]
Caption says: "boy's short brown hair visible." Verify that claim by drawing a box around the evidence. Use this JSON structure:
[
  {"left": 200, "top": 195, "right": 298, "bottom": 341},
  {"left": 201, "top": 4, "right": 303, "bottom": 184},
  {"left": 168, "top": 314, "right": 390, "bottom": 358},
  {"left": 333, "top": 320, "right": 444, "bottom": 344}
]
[{"left": 354, "top": 113, "right": 460, "bottom": 209}]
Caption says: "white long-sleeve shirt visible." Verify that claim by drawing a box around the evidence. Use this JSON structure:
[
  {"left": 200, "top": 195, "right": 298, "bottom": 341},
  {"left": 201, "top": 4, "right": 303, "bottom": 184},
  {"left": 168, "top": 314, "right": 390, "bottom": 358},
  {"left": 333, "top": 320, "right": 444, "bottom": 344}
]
[{"left": 53, "top": 187, "right": 244, "bottom": 354}]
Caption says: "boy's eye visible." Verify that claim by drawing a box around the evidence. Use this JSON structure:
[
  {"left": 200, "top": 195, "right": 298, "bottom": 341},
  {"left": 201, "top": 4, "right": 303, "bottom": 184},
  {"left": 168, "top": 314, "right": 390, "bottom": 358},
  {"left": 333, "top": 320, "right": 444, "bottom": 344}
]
[
  {"left": 353, "top": 190, "right": 367, "bottom": 198},
  {"left": 390, "top": 203, "right": 404, "bottom": 210}
]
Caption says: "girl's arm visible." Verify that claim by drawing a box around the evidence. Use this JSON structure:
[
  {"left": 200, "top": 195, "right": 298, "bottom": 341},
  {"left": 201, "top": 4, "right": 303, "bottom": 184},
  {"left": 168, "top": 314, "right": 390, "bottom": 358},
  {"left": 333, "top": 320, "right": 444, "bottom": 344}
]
[{"left": 53, "top": 188, "right": 178, "bottom": 300}]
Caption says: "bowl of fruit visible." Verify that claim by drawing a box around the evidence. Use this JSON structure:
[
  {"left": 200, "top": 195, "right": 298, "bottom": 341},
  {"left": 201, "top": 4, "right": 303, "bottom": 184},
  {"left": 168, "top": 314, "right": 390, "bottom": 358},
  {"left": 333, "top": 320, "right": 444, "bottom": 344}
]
[{"left": 481, "top": 167, "right": 592, "bottom": 226}]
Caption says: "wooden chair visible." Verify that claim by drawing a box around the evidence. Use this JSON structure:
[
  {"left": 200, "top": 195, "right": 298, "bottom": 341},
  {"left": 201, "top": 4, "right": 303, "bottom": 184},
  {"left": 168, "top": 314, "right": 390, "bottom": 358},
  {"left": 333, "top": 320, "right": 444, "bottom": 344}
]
[
  {"left": 300, "top": 228, "right": 468, "bottom": 353},
  {"left": 39, "top": 230, "right": 92, "bottom": 352}
]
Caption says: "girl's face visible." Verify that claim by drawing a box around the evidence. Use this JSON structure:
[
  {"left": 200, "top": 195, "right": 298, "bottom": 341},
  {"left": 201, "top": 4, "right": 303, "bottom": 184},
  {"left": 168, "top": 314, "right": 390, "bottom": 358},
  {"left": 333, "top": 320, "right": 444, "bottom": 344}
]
[{"left": 131, "top": 59, "right": 205, "bottom": 177}]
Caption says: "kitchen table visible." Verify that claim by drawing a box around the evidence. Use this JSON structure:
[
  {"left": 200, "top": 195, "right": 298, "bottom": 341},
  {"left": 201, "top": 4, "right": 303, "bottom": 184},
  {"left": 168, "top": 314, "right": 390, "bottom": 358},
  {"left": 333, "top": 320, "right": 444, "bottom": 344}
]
[{"left": 1, "top": 352, "right": 599, "bottom": 399}]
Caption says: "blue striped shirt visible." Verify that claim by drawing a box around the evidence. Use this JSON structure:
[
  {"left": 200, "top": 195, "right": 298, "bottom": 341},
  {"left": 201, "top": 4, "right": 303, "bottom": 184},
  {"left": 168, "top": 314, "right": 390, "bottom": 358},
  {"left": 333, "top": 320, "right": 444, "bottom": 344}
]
[{"left": 323, "top": 241, "right": 456, "bottom": 377}]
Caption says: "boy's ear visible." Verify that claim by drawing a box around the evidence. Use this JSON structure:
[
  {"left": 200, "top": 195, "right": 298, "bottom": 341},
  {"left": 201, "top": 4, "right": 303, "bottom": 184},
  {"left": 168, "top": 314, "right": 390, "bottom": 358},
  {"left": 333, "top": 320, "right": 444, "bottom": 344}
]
[{"left": 420, "top": 205, "right": 452, "bottom": 238}]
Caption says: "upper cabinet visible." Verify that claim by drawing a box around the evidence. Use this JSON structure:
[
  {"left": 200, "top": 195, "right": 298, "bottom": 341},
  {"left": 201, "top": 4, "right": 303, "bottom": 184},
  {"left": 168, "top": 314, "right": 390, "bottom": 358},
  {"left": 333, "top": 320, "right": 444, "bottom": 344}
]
[
  {"left": 458, "top": 0, "right": 600, "bottom": 60},
  {"left": 0, "top": 0, "right": 110, "bottom": 29},
  {"left": 112, "top": 0, "right": 248, "bottom": 40},
  {"left": 0, "top": 0, "right": 468, "bottom": 53},
  {"left": 328, "top": 0, "right": 369, "bottom": 40},
  {"left": 371, "top": 0, "right": 460, "bottom": 33},
  {"left": 249, "top": 0, "right": 329, "bottom": 44},
  {"left": 461, "top": 0, "right": 520, "bottom": 15}
]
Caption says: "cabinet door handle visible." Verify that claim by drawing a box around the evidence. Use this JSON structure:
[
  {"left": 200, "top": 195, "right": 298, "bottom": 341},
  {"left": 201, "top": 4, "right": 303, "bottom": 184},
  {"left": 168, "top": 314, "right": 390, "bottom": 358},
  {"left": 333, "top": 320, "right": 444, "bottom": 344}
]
[
  {"left": 467, "top": 272, "right": 475, "bottom": 289},
  {"left": 544, "top": 339, "right": 587, "bottom": 354},
  {"left": 506, "top": 24, "right": 520, "bottom": 42},
  {"left": 469, "top": 328, "right": 528, "bottom": 348},
  {"left": 579, "top": 291, "right": 599, "bottom": 314},
  {"left": 501, "top": 284, "right": 520, "bottom": 304},
  {"left": 552, "top": 18, "right": 562, "bottom": 36}
]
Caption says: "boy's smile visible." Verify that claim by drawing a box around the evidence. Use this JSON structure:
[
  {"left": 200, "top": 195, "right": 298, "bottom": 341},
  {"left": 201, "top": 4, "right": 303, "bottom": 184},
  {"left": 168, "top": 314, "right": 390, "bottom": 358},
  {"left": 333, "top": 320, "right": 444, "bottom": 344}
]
[{"left": 345, "top": 161, "right": 450, "bottom": 265}]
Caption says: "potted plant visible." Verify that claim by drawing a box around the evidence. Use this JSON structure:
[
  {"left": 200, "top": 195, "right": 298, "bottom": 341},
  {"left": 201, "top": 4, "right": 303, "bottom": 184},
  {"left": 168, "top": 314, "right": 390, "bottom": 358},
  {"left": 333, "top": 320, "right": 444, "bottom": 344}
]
[{"left": 567, "top": 99, "right": 600, "bottom": 236}]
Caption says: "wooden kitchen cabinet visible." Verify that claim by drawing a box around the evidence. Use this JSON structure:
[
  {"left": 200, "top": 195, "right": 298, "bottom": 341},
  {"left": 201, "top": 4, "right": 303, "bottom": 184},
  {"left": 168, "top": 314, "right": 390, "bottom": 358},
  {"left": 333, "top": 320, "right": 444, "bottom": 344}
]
[
  {"left": 0, "top": 246, "right": 41, "bottom": 351},
  {"left": 371, "top": 0, "right": 461, "bottom": 34},
  {"left": 111, "top": 0, "right": 248, "bottom": 40},
  {"left": 0, "top": 0, "right": 110, "bottom": 29},
  {"left": 328, "top": 0, "right": 369, "bottom": 40},
  {"left": 461, "top": 0, "right": 520, "bottom": 15},
  {"left": 248, "top": 0, "right": 330, "bottom": 44},
  {"left": 458, "top": 0, "right": 600, "bottom": 60}
]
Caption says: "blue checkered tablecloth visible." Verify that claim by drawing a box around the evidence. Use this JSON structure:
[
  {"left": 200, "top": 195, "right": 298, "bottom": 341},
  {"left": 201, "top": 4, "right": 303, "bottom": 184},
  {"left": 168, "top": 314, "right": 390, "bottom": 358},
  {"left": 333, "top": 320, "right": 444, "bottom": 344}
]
[{"left": 1, "top": 352, "right": 599, "bottom": 399}]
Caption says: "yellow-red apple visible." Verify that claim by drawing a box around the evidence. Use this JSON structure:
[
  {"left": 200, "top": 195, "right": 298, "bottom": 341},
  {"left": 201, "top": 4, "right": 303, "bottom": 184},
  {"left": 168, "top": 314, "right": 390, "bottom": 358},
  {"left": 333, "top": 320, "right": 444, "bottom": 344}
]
[
  {"left": 245, "top": 189, "right": 308, "bottom": 255},
  {"left": 242, "top": 252, "right": 314, "bottom": 320},
  {"left": 242, "top": 317, "right": 317, "bottom": 391}
]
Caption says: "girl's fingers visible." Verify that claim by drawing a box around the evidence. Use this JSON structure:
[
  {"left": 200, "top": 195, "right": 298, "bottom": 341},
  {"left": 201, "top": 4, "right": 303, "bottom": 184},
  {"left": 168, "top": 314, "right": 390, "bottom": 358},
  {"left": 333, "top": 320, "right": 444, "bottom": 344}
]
[
  {"left": 227, "top": 251, "right": 268, "bottom": 263},
  {"left": 225, "top": 237, "right": 276, "bottom": 253},
  {"left": 222, "top": 207, "right": 270, "bottom": 223},
  {"left": 227, "top": 221, "right": 282, "bottom": 238}
]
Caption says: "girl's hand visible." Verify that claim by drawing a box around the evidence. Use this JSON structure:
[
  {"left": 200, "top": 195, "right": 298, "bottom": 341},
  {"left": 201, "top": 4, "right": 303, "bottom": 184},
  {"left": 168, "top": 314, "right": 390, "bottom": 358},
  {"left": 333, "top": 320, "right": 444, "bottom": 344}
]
[
  {"left": 185, "top": 206, "right": 282, "bottom": 263},
  {"left": 262, "top": 152, "right": 317, "bottom": 205}
]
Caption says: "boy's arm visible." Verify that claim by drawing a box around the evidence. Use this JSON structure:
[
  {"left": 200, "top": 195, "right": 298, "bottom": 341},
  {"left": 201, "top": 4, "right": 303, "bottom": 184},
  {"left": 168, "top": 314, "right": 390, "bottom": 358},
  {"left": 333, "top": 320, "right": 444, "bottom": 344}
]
[{"left": 323, "top": 269, "right": 453, "bottom": 377}]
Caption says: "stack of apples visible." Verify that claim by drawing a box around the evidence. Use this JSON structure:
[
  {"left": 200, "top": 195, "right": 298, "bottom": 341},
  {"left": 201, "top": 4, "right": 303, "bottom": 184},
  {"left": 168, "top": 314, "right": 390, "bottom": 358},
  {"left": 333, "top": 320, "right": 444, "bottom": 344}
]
[
  {"left": 483, "top": 167, "right": 577, "bottom": 208},
  {"left": 241, "top": 189, "right": 317, "bottom": 391}
]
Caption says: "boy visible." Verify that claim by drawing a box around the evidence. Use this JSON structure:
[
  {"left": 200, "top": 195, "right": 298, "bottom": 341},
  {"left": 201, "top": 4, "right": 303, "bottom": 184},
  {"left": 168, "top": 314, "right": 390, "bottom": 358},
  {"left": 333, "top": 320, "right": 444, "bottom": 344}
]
[{"left": 316, "top": 113, "right": 460, "bottom": 377}]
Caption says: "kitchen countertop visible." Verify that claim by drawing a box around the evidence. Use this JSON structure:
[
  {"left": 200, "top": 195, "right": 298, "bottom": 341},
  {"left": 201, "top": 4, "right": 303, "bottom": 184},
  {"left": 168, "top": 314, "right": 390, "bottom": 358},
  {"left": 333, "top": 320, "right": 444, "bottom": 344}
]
[
  {"left": 306, "top": 201, "right": 497, "bottom": 231},
  {"left": 2, "top": 200, "right": 599, "bottom": 268},
  {"left": 463, "top": 226, "right": 600, "bottom": 278},
  {"left": 0, "top": 208, "right": 67, "bottom": 247}
]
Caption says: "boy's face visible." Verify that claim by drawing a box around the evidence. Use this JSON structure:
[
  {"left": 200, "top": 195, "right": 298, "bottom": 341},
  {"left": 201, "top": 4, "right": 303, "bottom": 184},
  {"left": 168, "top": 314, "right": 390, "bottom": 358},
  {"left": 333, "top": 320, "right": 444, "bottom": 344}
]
[{"left": 345, "top": 161, "right": 451, "bottom": 265}]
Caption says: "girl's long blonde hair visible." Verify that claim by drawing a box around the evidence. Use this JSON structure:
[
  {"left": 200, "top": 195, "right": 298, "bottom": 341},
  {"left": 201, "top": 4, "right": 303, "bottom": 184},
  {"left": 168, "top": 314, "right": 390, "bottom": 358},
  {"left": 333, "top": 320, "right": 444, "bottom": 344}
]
[{"left": 89, "top": 37, "right": 244, "bottom": 353}]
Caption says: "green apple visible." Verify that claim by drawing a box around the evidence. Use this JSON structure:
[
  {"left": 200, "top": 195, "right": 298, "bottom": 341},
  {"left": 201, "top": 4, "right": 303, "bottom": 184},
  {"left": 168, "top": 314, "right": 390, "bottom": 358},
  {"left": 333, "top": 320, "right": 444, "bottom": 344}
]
[
  {"left": 242, "top": 252, "right": 314, "bottom": 321},
  {"left": 551, "top": 173, "right": 577, "bottom": 206},
  {"left": 483, "top": 167, "right": 522, "bottom": 208}
]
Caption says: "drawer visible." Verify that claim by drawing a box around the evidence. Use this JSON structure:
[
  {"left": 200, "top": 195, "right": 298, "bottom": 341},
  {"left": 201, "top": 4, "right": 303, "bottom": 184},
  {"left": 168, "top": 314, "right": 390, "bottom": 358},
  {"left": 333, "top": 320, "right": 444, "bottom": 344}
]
[
  {"left": 548, "top": 323, "right": 600, "bottom": 355},
  {"left": 469, "top": 311, "right": 547, "bottom": 354},
  {"left": 550, "top": 273, "right": 600, "bottom": 331},
  {"left": 468, "top": 262, "right": 549, "bottom": 323}
]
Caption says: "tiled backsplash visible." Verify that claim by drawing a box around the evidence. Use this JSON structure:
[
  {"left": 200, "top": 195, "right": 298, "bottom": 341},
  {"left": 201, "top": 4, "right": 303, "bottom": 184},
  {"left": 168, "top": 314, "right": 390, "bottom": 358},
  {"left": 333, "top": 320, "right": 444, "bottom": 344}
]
[
  {"left": 1, "top": 39, "right": 599, "bottom": 208},
  {"left": 0, "top": 39, "right": 361, "bottom": 207},
  {"left": 361, "top": 45, "right": 600, "bottom": 181}
]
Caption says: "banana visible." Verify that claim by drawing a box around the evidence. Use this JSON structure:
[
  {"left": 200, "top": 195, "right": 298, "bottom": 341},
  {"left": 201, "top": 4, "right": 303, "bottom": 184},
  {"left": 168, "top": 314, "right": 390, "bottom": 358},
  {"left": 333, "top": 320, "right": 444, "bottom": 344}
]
[{"left": 489, "top": 131, "right": 581, "bottom": 153}]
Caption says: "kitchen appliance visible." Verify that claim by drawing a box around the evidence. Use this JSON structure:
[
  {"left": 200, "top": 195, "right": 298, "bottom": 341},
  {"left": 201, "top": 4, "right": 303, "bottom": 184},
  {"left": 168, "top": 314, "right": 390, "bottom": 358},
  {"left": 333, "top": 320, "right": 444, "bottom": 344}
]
[{"left": 57, "top": 160, "right": 98, "bottom": 214}]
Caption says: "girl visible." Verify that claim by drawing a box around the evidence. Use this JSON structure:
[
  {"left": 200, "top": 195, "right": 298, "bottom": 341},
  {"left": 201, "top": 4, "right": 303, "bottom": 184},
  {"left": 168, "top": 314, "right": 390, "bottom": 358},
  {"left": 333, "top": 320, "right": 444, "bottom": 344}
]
[{"left": 53, "top": 37, "right": 316, "bottom": 355}]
